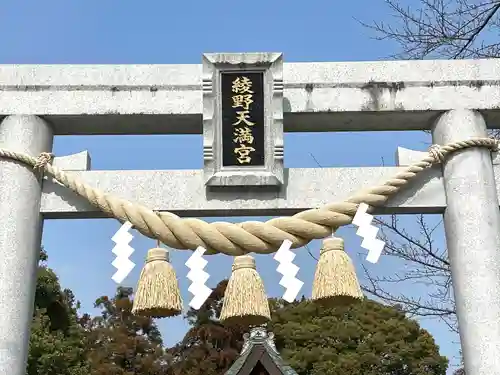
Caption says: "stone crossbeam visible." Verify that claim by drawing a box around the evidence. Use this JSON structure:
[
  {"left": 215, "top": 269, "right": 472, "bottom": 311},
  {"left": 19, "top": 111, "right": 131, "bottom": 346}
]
[
  {"left": 51, "top": 150, "right": 91, "bottom": 170},
  {"left": 41, "top": 162, "right": 497, "bottom": 219},
  {"left": 2, "top": 59, "right": 500, "bottom": 135}
]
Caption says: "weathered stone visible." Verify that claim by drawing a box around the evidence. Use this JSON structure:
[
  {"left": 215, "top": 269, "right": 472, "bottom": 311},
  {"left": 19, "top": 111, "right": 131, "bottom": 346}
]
[
  {"left": 202, "top": 53, "right": 284, "bottom": 187},
  {"left": 432, "top": 110, "right": 500, "bottom": 375},
  {"left": 1, "top": 59, "right": 500, "bottom": 134},
  {"left": 0, "top": 115, "right": 53, "bottom": 375},
  {"left": 40, "top": 164, "right": 452, "bottom": 218}
]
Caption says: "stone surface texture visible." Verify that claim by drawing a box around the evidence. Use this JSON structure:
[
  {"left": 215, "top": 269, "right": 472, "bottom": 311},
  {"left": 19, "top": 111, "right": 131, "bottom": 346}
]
[
  {"left": 432, "top": 109, "right": 500, "bottom": 375},
  {"left": 52, "top": 150, "right": 91, "bottom": 171},
  {"left": 1, "top": 59, "right": 500, "bottom": 134},
  {"left": 0, "top": 115, "right": 53, "bottom": 375},
  {"left": 202, "top": 52, "right": 284, "bottom": 186},
  {"left": 41, "top": 164, "right": 469, "bottom": 218}
]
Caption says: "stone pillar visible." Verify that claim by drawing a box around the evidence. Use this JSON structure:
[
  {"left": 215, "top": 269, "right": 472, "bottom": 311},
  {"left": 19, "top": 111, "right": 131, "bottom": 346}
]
[
  {"left": 432, "top": 109, "right": 500, "bottom": 375},
  {"left": 0, "top": 116, "right": 53, "bottom": 375}
]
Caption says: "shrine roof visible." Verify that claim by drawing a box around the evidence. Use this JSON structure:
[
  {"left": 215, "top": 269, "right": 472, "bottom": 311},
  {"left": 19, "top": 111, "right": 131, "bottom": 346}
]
[{"left": 225, "top": 327, "right": 298, "bottom": 375}]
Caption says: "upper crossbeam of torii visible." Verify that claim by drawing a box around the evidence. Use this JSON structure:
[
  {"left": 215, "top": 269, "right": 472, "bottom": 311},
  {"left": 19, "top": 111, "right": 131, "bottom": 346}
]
[
  {"left": 1, "top": 54, "right": 500, "bottom": 375},
  {"left": 1, "top": 59, "right": 500, "bottom": 135}
]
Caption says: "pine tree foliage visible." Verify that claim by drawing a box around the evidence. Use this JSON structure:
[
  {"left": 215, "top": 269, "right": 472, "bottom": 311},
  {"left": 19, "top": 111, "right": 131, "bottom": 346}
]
[
  {"left": 82, "top": 286, "right": 166, "bottom": 375},
  {"left": 27, "top": 248, "right": 90, "bottom": 375},
  {"left": 269, "top": 298, "right": 448, "bottom": 375}
]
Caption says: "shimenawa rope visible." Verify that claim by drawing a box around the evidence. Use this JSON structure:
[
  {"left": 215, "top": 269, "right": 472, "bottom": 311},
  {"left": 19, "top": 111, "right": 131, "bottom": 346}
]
[{"left": 0, "top": 137, "right": 497, "bottom": 256}]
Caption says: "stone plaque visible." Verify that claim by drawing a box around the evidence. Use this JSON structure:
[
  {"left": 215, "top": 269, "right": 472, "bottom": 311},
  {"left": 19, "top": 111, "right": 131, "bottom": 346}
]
[{"left": 202, "top": 52, "right": 284, "bottom": 187}]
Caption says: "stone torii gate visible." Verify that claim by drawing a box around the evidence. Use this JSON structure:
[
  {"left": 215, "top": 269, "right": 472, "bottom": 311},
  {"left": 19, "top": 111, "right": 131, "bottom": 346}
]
[{"left": 1, "top": 54, "right": 500, "bottom": 375}]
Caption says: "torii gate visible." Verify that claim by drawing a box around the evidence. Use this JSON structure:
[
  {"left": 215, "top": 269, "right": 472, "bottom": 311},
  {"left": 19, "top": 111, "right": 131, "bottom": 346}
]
[{"left": 1, "top": 54, "right": 500, "bottom": 375}]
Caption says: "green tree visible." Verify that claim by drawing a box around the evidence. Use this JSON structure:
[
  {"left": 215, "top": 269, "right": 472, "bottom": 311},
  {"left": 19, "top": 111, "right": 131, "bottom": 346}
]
[
  {"left": 27, "top": 248, "right": 90, "bottom": 375},
  {"left": 166, "top": 280, "right": 246, "bottom": 375},
  {"left": 82, "top": 286, "right": 166, "bottom": 375},
  {"left": 270, "top": 298, "right": 448, "bottom": 375},
  {"left": 170, "top": 279, "right": 447, "bottom": 375}
]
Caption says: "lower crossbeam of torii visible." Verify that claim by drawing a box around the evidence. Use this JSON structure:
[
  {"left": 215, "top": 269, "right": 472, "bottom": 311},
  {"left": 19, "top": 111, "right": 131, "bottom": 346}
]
[{"left": 1, "top": 54, "right": 500, "bottom": 375}]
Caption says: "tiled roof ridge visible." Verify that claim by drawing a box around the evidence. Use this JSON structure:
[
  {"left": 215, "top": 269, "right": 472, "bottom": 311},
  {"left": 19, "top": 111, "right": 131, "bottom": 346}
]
[{"left": 225, "top": 326, "right": 298, "bottom": 375}]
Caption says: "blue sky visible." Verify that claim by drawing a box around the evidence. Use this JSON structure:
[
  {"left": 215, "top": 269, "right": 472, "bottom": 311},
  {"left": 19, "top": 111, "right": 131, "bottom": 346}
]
[{"left": 0, "top": 0, "right": 460, "bottom": 372}]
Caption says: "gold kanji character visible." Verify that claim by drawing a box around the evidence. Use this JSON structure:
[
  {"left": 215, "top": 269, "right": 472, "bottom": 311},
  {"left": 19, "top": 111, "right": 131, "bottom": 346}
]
[
  {"left": 234, "top": 144, "right": 255, "bottom": 164},
  {"left": 233, "top": 127, "right": 254, "bottom": 144},
  {"left": 233, "top": 111, "right": 255, "bottom": 126},
  {"left": 232, "top": 94, "right": 253, "bottom": 110},
  {"left": 232, "top": 76, "right": 254, "bottom": 94}
]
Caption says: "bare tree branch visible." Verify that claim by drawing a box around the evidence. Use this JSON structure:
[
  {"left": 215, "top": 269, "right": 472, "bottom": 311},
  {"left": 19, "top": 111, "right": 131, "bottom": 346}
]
[
  {"left": 361, "top": 214, "right": 459, "bottom": 333},
  {"left": 360, "top": 0, "right": 500, "bottom": 59}
]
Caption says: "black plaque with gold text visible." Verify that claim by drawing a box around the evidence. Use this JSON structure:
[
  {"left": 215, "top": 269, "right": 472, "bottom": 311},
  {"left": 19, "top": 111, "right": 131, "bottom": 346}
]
[{"left": 221, "top": 72, "right": 265, "bottom": 167}]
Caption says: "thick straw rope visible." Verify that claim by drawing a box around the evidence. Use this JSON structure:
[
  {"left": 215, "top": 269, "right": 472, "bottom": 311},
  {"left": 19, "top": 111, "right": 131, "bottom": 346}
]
[{"left": 0, "top": 138, "right": 497, "bottom": 255}]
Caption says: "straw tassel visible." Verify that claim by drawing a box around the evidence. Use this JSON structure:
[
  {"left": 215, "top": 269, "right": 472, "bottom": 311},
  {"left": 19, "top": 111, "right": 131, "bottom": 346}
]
[
  {"left": 312, "top": 237, "right": 363, "bottom": 306},
  {"left": 132, "top": 247, "right": 183, "bottom": 318},
  {"left": 220, "top": 255, "right": 271, "bottom": 327}
]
